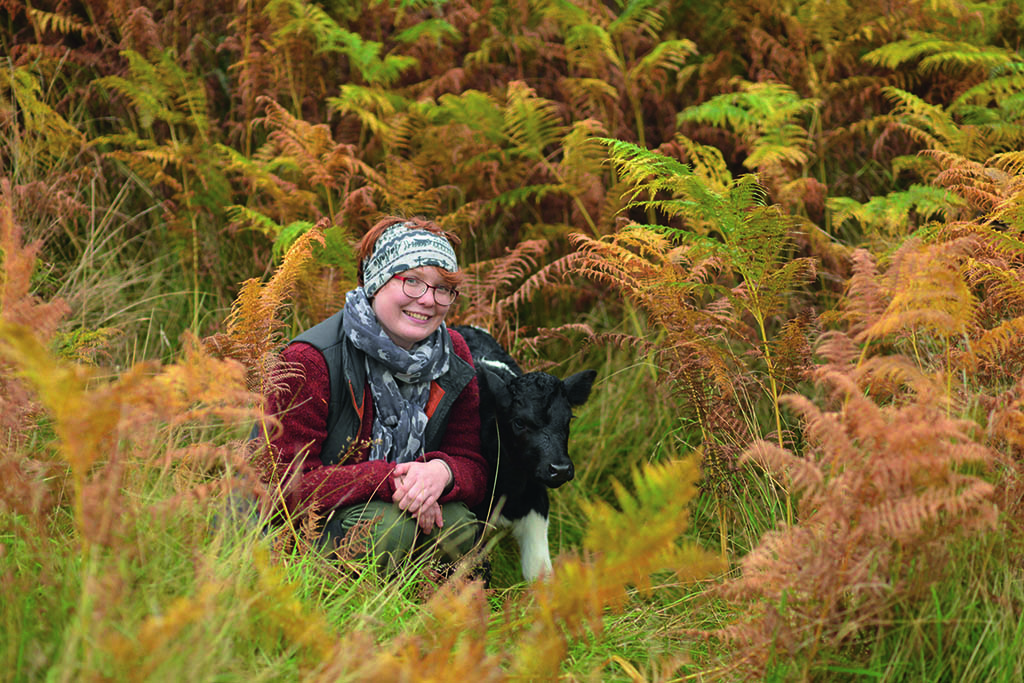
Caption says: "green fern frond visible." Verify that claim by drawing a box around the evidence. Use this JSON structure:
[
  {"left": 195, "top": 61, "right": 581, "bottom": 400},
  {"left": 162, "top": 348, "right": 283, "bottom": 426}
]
[
  {"left": 955, "top": 70, "right": 1024, "bottom": 108},
  {"left": 2, "top": 66, "right": 87, "bottom": 169},
  {"left": 486, "top": 184, "right": 562, "bottom": 209},
  {"left": 745, "top": 127, "right": 813, "bottom": 168},
  {"left": 864, "top": 36, "right": 1020, "bottom": 77},
  {"left": 671, "top": 135, "right": 733, "bottom": 193},
  {"left": 600, "top": 139, "right": 811, "bottom": 317},
  {"left": 560, "top": 118, "right": 611, "bottom": 180},
  {"left": 881, "top": 86, "right": 957, "bottom": 139},
  {"left": 432, "top": 90, "right": 506, "bottom": 144},
  {"left": 626, "top": 39, "right": 697, "bottom": 88},
  {"left": 94, "top": 50, "right": 201, "bottom": 131},
  {"left": 599, "top": 137, "right": 695, "bottom": 204},
  {"left": 564, "top": 23, "right": 620, "bottom": 76},
  {"left": 271, "top": 221, "right": 318, "bottom": 262},
  {"left": 318, "top": 26, "right": 416, "bottom": 87},
  {"left": 607, "top": 0, "right": 669, "bottom": 37},
  {"left": 879, "top": 83, "right": 1022, "bottom": 159},
  {"left": 560, "top": 76, "right": 620, "bottom": 119},
  {"left": 393, "top": 17, "right": 461, "bottom": 45},
  {"left": 677, "top": 82, "right": 819, "bottom": 171},
  {"left": 327, "top": 84, "right": 409, "bottom": 140},
  {"left": 503, "top": 81, "right": 566, "bottom": 158},
  {"left": 266, "top": 0, "right": 416, "bottom": 87},
  {"left": 827, "top": 185, "right": 963, "bottom": 238},
  {"left": 225, "top": 205, "right": 283, "bottom": 237}
]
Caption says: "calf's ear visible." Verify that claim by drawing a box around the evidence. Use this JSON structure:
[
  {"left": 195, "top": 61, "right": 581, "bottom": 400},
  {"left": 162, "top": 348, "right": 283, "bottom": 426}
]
[
  {"left": 479, "top": 366, "right": 512, "bottom": 410},
  {"left": 563, "top": 369, "right": 597, "bottom": 406}
]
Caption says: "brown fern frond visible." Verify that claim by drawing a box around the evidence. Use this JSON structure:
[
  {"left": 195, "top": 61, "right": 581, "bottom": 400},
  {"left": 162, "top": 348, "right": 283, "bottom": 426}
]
[
  {"left": 119, "top": 5, "right": 162, "bottom": 55},
  {"left": 510, "top": 323, "right": 598, "bottom": 370},
  {"left": 765, "top": 309, "right": 817, "bottom": 394},
  {"left": 742, "top": 440, "right": 824, "bottom": 495},
  {"left": 962, "top": 253, "right": 1024, "bottom": 324},
  {"left": 470, "top": 240, "right": 551, "bottom": 284},
  {"left": 567, "top": 226, "right": 750, "bottom": 445},
  {"left": 956, "top": 316, "right": 1024, "bottom": 380},
  {"left": 0, "top": 186, "right": 70, "bottom": 445},
  {"left": 714, "top": 351, "right": 997, "bottom": 678},
  {"left": 0, "top": 181, "right": 70, "bottom": 336},
  {"left": 255, "top": 96, "right": 384, "bottom": 205},
  {"left": 454, "top": 240, "right": 552, "bottom": 344}
]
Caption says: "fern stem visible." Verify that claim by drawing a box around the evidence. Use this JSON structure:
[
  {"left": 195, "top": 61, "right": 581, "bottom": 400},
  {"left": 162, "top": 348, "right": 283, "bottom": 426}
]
[
  {"left": 242, "top": 0, "right": 255, "bottom": 158},
  {"left": 192, "top": 214, "right": 200, "bottom": 332},
  {"left": 538, "top": 155, "right": 598, "bottom": 234},
  {"left": 716, "top": 489, "right": 728, "bottom": 562},
  {"left": 753, "top": 305, "right": 792, "bottom": 526}
]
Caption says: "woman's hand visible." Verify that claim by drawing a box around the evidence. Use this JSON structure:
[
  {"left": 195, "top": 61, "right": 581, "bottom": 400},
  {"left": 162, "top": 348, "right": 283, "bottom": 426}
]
[{"left": 392, "top": 460, "right": 452, "bottom": 534}]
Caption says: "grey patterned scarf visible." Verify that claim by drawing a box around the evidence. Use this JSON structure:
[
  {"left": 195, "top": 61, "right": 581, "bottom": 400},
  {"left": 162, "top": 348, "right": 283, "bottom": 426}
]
[{"left": 342, "top": 287, "right": 450, "bottom": 464}]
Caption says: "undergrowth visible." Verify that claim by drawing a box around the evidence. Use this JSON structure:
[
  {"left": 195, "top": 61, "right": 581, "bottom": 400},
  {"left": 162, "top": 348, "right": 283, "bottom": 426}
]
[{"left": 4, "top": 0, "right": 1024, "bottom": 680}]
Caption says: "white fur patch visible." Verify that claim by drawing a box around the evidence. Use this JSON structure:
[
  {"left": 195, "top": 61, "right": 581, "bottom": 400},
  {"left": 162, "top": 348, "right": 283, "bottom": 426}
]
[
  {"left": 507, "top": 511, "right": 551, "bottom": 581},
  {"left": 480, "top": 357, "right": 518, "bottom": 380}
]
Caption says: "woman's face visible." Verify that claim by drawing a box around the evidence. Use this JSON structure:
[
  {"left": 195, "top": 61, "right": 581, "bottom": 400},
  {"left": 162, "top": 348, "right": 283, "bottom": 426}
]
[{"left": 371, "top": 266, "right": 451, "bottom": 350}]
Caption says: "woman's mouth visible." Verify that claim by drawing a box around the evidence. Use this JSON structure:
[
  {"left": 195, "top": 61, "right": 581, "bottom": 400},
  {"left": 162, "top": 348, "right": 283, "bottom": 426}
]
[{"left": 404, "top": 310, "right": 431, "bottom": 322}]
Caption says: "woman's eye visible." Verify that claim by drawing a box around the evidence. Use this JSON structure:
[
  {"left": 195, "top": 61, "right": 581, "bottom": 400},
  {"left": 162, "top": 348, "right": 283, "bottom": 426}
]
[{"left": 404, "top": 277, "right": 422, "bottom": 286}]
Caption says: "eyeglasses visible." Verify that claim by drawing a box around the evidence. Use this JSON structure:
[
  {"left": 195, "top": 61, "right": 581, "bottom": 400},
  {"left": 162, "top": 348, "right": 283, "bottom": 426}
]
[{"left": 392, "top": 276, "right": 459, "bottom": 306}]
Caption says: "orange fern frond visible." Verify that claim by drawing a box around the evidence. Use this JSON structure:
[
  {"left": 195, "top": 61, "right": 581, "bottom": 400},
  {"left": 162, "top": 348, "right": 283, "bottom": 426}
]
[
  {"left": 204, "top": 220, "right": 327, "bottom": 395},
  {"left": 860, "top": 237, "right": 977, "bottom": 345},
  {"left": 714, "top": 350, "right": 997, "bottom": 678}
]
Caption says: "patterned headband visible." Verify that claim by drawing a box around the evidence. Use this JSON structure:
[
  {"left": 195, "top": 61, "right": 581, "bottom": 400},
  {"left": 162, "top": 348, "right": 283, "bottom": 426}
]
[{"left": 362, "top": 223, "right": 459, "bottom": 297}]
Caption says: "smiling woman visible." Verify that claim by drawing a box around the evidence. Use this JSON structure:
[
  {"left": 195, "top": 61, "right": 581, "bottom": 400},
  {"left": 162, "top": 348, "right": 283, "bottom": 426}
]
[{"left": 259, "top": 216, "right": 487, "bottom": 574}]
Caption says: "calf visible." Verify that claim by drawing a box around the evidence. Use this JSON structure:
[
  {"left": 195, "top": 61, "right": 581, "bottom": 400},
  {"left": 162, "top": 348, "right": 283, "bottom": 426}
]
[{"left": 453, "top": 325, "right": 597, "bottom": 581}]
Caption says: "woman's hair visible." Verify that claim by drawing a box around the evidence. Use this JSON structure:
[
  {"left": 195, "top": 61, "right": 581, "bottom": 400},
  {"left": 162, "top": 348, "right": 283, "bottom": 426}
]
[{"left": 357, "top": 216, "right": 464, "bottom": 289}]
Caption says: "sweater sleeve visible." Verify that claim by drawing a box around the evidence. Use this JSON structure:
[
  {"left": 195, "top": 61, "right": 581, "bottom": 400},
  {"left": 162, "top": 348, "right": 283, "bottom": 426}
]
[
  {"left": 265, "top": 342, "right": 397, "bottom": 514},
  {"left": 423, "top": 329, "right": 487, "bottom": 509}
]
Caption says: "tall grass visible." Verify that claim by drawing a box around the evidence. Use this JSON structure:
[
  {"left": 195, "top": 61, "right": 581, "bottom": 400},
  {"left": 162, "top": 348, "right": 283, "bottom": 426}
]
[{"left": 5, "top": 1, "right": 1024, "bottom": 678}]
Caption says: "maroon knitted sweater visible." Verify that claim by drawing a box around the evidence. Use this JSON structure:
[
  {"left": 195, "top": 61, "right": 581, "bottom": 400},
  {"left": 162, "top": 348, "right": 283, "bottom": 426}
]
[{"left": 266, "top": 328, "right": 486, "bottom": 514}]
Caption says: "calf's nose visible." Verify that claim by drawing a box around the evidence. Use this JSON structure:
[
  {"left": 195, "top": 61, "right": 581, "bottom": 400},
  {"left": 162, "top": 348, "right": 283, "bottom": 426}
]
[{"left": 548, "top": 461, "right": 574, "bottom": 483}]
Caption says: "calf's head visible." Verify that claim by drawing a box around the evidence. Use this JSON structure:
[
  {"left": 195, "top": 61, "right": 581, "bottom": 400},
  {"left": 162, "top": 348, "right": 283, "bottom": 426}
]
[{"left": 482, "top": 368, "right": 597, "bottom": 487}]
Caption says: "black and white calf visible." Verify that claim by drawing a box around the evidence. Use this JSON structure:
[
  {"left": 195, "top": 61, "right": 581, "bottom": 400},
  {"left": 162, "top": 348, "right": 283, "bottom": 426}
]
[{"left": 453, "top": 325, "right": 597, "bottom": 581}]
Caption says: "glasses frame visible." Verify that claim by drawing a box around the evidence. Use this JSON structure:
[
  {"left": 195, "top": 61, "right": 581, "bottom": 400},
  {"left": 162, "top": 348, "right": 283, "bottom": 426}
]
[{"left": 392, "top": 275, "right": 459, "bottom": 306}]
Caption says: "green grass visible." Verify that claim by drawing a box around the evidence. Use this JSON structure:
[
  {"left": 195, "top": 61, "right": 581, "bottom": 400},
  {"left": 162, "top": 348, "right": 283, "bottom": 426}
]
[{"left": 4, "top": 331, "right": 1024, "bottom": 682}]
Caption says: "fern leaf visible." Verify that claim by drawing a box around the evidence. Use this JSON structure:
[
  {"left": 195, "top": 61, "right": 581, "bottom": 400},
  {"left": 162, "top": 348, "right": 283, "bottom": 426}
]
[
  {"left": 864, "top": 36, "right": 1020, "bottom": 78},
  {"left": 826, "top": 185, "right": 963, "bottom": 238},
  {"left": 204, "top": 222, "right": 328, "bottom": 394},
  {"left": 626, "top": 39, "right": 698, "bottom": 87},
  {"left": 861, "top": 239, "right": 977, "bottom": 342},
  {"left": 503, "top": 81, "right": 566, "bottom": 159},
  {"left": 677, "top": 81, "right": 819, "bottom": 172}
]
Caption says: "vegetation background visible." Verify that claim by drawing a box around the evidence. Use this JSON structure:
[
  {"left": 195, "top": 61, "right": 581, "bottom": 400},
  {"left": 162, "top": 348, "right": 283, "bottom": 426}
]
[{"left": 3, "top": 0, "right": 1024, "bottom": 680}]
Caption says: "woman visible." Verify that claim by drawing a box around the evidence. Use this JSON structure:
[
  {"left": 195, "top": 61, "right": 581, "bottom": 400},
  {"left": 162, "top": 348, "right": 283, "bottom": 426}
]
[{"left": 263, "top": 216, "right": 486, "bottom": 572}]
